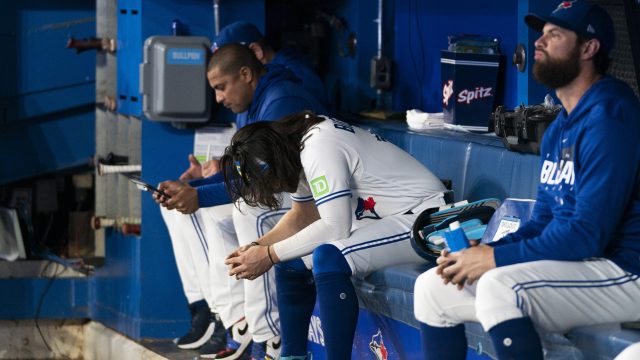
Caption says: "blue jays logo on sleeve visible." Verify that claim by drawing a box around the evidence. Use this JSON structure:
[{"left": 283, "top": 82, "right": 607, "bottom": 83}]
[{"left": 355, "top": 196, "right": 381, "bottom": 220}]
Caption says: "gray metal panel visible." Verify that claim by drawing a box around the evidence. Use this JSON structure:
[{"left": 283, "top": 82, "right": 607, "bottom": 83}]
[{"left": 141, "top": 36, "right": 212, "bottom": 122}]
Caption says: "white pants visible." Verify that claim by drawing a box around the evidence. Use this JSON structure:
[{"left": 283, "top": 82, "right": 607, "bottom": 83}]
[
  {"left": 414, "top": 259, "right": 640, "bottom": 332},
  {"left": 323, "top": 213, "right": 427, "bottom": 277},
  {"left": 161, "top": 206, "right": 213, "bottom": 306},
  {"left": 232, "top": 197, "right": 291, "bottom": 342},
  {"left": 161, "top": 205, "right": 245, "bottom": 329},
  {"left": 616, "top": 342, "right": 640, "bottom": 360}
]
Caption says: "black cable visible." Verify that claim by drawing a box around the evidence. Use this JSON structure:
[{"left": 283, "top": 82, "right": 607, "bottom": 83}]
[
  {"left": 35, "top": 260, "right": 54, "bottom": 353},
  {"left": 34, "top": 261, "right": 73, "bottom": 360}
]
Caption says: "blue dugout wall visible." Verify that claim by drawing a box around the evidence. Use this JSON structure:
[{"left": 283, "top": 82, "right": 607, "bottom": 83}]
[{"left": 0, "top": 1, "right": 96, "bottom": 185}]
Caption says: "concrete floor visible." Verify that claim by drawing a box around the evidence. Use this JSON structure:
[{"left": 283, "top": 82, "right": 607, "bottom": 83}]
[
  {"left": 0, "top": 319, "right": 174, "bottom": 360},
  {"left": 139, "top": 339, "right": 200, "bottom": 360}
]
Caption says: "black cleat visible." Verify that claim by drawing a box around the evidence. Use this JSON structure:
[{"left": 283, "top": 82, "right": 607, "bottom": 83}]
[
  {"left": 203, "top": 318, "right": 253, "bottom": 360},
  {"left": 198, "top": 313, "right": 228, "bottom": 356},
  {"left": 175, "top": 300, "right": 215, "bottom": 350}
]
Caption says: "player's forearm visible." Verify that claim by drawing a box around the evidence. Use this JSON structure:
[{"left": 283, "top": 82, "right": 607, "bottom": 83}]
[
  {"left": 271, "top": 219, "right": 337, "bottom": 262},
  {"left": 257, "top": 202, "right": 320, "bottom": 246},
  {"left": 272, "top": 195, "right": 354, "bottom": 261}
]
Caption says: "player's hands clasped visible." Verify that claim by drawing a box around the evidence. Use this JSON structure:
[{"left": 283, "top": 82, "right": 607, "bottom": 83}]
[
  {"left": 437, "top": 241, "right": 495, "bottom": 290},
  {"left": 225, "top": 245, "right": 272, "bottom": 281}
]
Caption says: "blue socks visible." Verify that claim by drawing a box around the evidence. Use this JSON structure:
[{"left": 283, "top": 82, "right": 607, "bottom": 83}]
[
  {"left": 488, "top": 317, "right": 543, "bottom": 360},
  {"left": 275, "top": 259, "right": 316, "bottom": 357},
  {"left": 419, "top": 318, "right": 542, "bottom": 360},
  {"left": 275, "top": 245, "right": 359, "bottom": 360},
  {"left": 313, "top": 244, "right": 357, "bottom": 360},
  {"left": 419, "top": 323, "right": 468, "bottom": 360}
]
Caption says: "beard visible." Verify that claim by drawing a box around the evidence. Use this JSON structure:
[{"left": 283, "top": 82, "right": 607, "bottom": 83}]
[{"left": 533, "top": 45, "right": 581, "bottom": 89}]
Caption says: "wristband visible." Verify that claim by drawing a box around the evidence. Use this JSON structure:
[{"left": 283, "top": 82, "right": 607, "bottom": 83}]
[{"left": 267, "top": 245, "right": 276, "bottom": 265}]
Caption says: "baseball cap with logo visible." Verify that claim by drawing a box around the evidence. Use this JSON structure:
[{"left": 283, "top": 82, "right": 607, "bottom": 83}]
[
  {"left": 212, "top": 21, "right": 264, "bottom": 51},
  {"left": 525, "top": 0, "right": 615, "bottom": 53}
]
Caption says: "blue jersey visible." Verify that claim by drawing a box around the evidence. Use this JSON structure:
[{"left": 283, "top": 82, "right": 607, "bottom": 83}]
[
  {"left": 493, "top": 76, "right": 640, "bottom": 275},
  {"left": 239, "top": 63, "right": 328, "bottom": 128},
  {"left": 271, "top": 48, "right": 330, "bottom": 111},
  {"left": 195, "top": 64, "right": 329, "bottom": 207}
]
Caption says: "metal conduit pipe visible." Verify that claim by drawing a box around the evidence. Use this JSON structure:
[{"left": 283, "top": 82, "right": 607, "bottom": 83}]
[{"left": 213, "top": 0, "right": 220, "bottom": 36}]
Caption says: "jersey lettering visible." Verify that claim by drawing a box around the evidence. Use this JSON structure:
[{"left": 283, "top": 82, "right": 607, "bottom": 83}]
[
  {"left": 540, "top": 146, "right": 575, "bottom": 186},
  {"left": 331, "top": 118, "right": 355, "bottom": 133},
  {"left": 369, "top": 130, "right": 387, "bottom": 142},
  {"left": 540, "top": 159, "right": 575, "bottom": 185},
  {"left": 310, "top": 175, "right": 330, "bottom": 198}
]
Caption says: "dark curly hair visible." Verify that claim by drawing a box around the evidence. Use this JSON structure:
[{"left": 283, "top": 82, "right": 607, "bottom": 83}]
[{"left": 220, "top": 111, "right": 324, "bottom": 209}]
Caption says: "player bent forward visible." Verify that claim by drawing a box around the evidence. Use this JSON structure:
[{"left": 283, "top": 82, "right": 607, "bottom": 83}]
[
  {"left": 413, "top": 2, "right": 640, "bottom": 359},
  {"left": 222, "top": 112, "right": 449, "bottom": 360}
]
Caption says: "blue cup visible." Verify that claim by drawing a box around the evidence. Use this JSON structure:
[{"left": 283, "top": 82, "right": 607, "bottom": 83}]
[{"left": 444, "top": 221, "right": 470, "bottom": 252}]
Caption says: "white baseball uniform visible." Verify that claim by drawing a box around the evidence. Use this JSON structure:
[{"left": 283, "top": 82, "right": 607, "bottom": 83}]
[
  {"left": 160, "top": 206, "right": 215, "bottom": 306},
  {"left": 616, "top": 342, "right": 640, "bottom": 360},
  {"left": 263, "top": 116, "right": 449, "bottom": 276},
  {"left": 161, "top": 205, "right": 245, "bottom": 329},
  {"left": 414, "top": 259, "right": 640, "bottom": 333},
  {"left": 163, "top": 202, "right": 284, "bottom": 341},
  {"left": 232, "top": 195, "right": 293, "bottom": 342}
]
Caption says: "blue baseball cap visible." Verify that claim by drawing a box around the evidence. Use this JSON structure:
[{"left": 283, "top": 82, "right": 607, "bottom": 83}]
[
  {"left": 525, "top": 0, "right": 615, "bottom": 53},
  {"left": 213, "top": 21, "right": 263, "bottom": 50}
]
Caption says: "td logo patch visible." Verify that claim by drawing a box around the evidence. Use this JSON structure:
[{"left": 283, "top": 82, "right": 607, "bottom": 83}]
[{"left": 310, "top": 175, "right": 330, "bottom": 198}]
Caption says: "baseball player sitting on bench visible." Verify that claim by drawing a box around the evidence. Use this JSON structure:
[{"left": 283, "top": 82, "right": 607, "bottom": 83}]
[
  {"left": 413, "top": 2, "right": 640, "bottom": 359},
  {"left": 156, "top": 43, "right": 328, "bottom": 359},
  {"left": 221, "top": 112, "right": 450, "bottom": 360}
]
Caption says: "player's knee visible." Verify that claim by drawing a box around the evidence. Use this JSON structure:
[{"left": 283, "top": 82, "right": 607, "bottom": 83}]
[
  {"left": 275, "top": 259, "right": 315, "bottom": 297},
  {"left": 414, "top": 268, "right": 444, "bottom": 324},
  {"left": 232, "top": 200, "right": 265, "bottom": 219},
  {"left": 475, "top": 268, "right": 520, "bottom": 327},
  {"left": 275, "top": 259, "right": 309, "bottom": 274},
  {"left": 312, "top": 244, "right": 351, "bottom": 276},
  {"left": 476, "top": 268, "right": 515, "bottom": 303}
]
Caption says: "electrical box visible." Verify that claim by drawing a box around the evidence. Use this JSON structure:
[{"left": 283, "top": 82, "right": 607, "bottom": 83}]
[
  {"left": 140, "top": 36, "right": 212, "bottom": 122},
  {"left": 370, "top": 56, "right": 392, "bottom": 90}
]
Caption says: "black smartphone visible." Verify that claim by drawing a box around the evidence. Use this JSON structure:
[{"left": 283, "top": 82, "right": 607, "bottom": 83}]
[{"left": 122, "top": 174, "right": 172, "bottom": 199}]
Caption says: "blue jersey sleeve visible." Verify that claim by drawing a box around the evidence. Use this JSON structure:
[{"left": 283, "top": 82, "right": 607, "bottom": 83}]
[
  {"left": 188, "top": 171, "right": 224, "bottom": 187},
  {"left": 196, "top": 182, "right": 232, "bottom": 208},
  {"left": 261, "top": 97, "right": 318, "bottom": 121}
]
